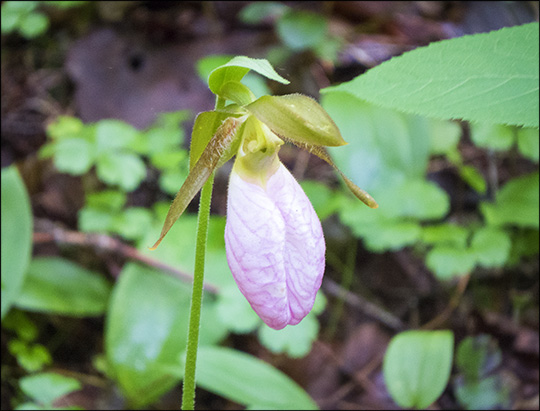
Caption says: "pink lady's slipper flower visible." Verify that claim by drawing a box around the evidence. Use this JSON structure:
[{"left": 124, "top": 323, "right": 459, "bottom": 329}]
[
  {"left": 225, "top": 120, "right": 325, "bottom": 329},
  {"left": 151, "top": 87, "right": 377, "bottom": 331}
]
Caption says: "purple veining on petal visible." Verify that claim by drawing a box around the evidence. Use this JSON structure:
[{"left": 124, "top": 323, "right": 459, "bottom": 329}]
[{"left": 225, "top": 163, "right": 325, "bottom": 330}]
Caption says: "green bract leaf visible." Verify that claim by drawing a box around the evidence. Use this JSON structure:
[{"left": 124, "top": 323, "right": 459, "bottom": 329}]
[
  {"left": 15, "top": 257, "right": 111, "bottom": 316},
  {"left": 151, "top": 116, "right": 243, "bottom": 249},
  {"left": 323, "top": 23, "right": 539, "bottom": 128},
  {"left": 196, "top": 346, "right": 318, "bottom": 409},
  {"left": 384, "top": 330, "right": 454, "bottom": 409},
  {"left": 1, "top": 166, "right": 32, "bottom": 320},
  {"left": 208, "top": 56, "right": 289, "bottom": 97},
  {"left": 247, "top": 93, "right": 347, "bottom": 147},
  {"left": 219, "top": 81, "right": 256, "bottom": 106}
]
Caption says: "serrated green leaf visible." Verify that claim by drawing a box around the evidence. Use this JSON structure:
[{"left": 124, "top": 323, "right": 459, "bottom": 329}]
[
  {"left": 470, "top": 227, "right": 511, "bottom": 268},
  {"left": 15, "top": 257, "right": 112, "bottom": 316},
  {"left": 19, "top": 372, "right": 81, "bottom": 405},
  {"left": 323, "top": 23, "right": 539, "bottom": 128},
  {"left": 1, "top": 166, "right": 32, "bottom": 320},
  {"left": 383, "top": 330, "right": 454, "bottom": 409},
  {"left": 208, "top": 56, "right": 289, "bottom": 97},
  {"left": 196, "top": 346, "right": 318, "bottom": 409}
]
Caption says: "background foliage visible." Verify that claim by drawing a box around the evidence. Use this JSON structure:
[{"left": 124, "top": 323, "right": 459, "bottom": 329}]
[{"left": 1, "top": 1, "right": 538, "bottom": 410}]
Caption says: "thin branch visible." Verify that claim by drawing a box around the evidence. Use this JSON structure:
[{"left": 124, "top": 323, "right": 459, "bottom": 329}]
[
  {"left": 323, "top": 278, "right": 405, "bottom": 331},
  {"left": 32, "top": 219, "right": 219, "bottom": 294}
]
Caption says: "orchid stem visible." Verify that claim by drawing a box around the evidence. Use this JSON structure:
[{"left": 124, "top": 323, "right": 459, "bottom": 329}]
[{"left": 181, "top": 172, "right": 215, "bottom": 410}]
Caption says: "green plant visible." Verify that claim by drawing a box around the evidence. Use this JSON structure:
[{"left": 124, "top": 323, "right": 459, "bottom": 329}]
[
  {"left": 320, "top": 22, "right": 538, "bottom": 408},
  {"left": 239, "top": 2, "right": 343, "bottom": 64},
  {"left": 1, "top": 1, "right": 87, "bottom": 39}
]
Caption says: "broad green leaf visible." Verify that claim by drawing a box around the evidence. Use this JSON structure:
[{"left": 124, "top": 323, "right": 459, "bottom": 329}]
[
  {"left": 239, "top": 2, "right": 288, "bottom": 24},
  {"left": 426, "top": 245, "right": 476, "bottom": 279},
  {"left": 428, "top": 119, "right": 462, "bottom": 155},
  {"left": 216, "top": 284, "right": 261, "bottom": 334},
  {"left": 470, "top": 227, "right": 511, "bottom": 268},
  {"left": 105, "top": 263, "right": 190, "bottom": 407},
  {"left": 323, "top": 23, "right": 539, "bottom": 128},
  {"left": 8, "top": 340, "right": 52, "bottom": 372},
  {"left": 208, "top": 56, "right": 289, "bottom": 97},
  {"left": 459, "top": 165, "right": 487, "bottom": 194},
  {"left": 300, "top": 180, "right": 344, "bottom": 220},
  {"left": 338, "top": 199, "right": 422, "bottom": 252},
  {"left": 19, "top": 372, "right": 81, "bottom": 405},
  {"left": 481, "top": 172, "right": 539, "bottom": 228},
  {"left": 456, "top": 335, "right": 502, "bottom": 381},
  {"left": 85, "top": 189, "right": 126, "bottom": 211},
  {"left": 470, "top": 123, "right": 515, "bottom": 151},
  {"left": 46, "top": 116, "right": 84, "bottom": 140},
  {"left": 323, "top": 92, "right": 431, "bottom": 192},
  {"left": 517, "top": 127, "right": 539, "bottom": 162},
  {"left": 110, "top": 207, "right": 153, "bottom": 241},
  {"left": 78, "top": 207, "right": 115, "bottom": 233},
  {"left": 15, "top": 257, "right": 112, "bottom": 316},
  {"left": 96, "top": 151, "right": 146, "bottom": 191},
  {"left": 421, "top": 224, "right": 470, "bottom": 248},
  {"left": 276, "top": 10, "right": 327, "bottom": 51},
  {"left": 53, "top": 138, "right": 95, "bottom": 175},
  {"left": 258, "top": 313, "right": 319, "bottom": 358},
  {"left": 455, "top": 375, "right": 511, "bottom": 410},
  {"left": 19, "top": 12, "right": 48, "bottom": 38},
  {"left": 196, "top": 346, "right": 318, "bottom": 409},
  {"left": 1, "top": 166, "right": 32, "bottom": 320},
  {"left": 383, "top": 330, "right": 454, "bottom": 409},
  {"left": 96, "top": 119, "right": 138, "bottom": 152}
]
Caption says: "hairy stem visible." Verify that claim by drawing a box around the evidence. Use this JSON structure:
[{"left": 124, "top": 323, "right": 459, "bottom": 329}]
[{"left": 181, "top": 172, "right": 215, "bottom": 410}]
